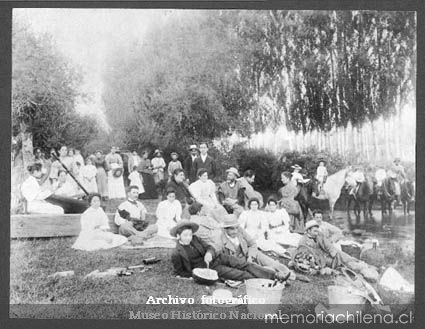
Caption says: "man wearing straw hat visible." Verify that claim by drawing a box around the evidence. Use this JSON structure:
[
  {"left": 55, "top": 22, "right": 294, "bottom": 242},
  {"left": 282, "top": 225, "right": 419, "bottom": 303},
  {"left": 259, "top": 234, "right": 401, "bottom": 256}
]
[
  {"left": 217, "top": 167, "right": 244, "bottom": 217},
  {"left": 169, "top": 220, "right": 290, "bottom": 282},
  {"left": 183, "top": 144, "right": 199, "bottom": 184},
  {"left": 218, "top": 214, "right": 300, "bottom": 282}
]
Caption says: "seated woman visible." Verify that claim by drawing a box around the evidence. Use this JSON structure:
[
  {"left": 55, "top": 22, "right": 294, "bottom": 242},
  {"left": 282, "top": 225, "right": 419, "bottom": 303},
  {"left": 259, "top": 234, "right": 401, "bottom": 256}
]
[
  {"left": 264, "top": 198, "right": 302, "bottom": 247},
  {"left": 47, "top": 170, "right": 89, "bottom": 214},
  {"left": 278, "top": 171, "right": 304, "bottom": 233},
  {"left": 238, "top": 198, "right": 288, "bottom": 257},
  {"left": 21, "top": 163, "right": 64, "bottom": 214},
  {"left": 155, "top": 188, "right": 182, "bottom": 239},
  {"left": 165, "top": 168, "right": 194, "bottom": 219},
  {"left": 189, "top": 169, "right": 228, "bottom": 223},
  {"left": 72, "top": 193, "right": 128, "bottom": 251},
  {"left": 170, "top": 220, "right": 289, "bottom": 282}
]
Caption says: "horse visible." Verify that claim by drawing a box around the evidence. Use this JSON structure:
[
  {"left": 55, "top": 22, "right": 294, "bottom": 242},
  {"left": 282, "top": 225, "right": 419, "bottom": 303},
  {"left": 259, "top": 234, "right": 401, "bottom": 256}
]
[
  {"left": 378, "top": 177, "right": 397, "bottom": 221},
  {"left": 294, "top": 179, "right": 317, "bottom": 222},
  {"left": 310, "top": 168, "right": 349, "bottom": 219},
  {"left": 400, "top": 179, "right": 415, "bottom": 215},
  {"left": 346, "top": 177, "right": 374, "bottom": 226}
]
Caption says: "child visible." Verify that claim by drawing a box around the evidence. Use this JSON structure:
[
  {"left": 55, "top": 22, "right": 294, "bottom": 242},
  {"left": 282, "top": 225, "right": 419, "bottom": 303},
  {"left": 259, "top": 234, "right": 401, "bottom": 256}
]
[
  {"left": 167, "top": 152, "right": 183, "bottom": 180},
  {"left": 155, "top": 189, "right": 182, "bottom": 238},
  {"left": 170, "top": 221, "right": 288, "bottom": 282},
  {"left": 151, "top": 149, "right": 166, "bottom": 185},
  {"left": 81, "top": 157, "right": 98, "bottom": 194},
  {"left": 315, "top": 160, "right": 328, "bottom": 193},
  {"left": 128, "top": 166, "right": 145, "bottom": 197}
]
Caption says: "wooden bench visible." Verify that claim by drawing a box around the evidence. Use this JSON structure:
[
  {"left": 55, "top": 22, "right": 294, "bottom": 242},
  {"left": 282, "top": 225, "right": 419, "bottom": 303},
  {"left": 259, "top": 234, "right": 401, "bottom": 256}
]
[{"left": 10, "top": 213, "right": 157, "bottom": 239}]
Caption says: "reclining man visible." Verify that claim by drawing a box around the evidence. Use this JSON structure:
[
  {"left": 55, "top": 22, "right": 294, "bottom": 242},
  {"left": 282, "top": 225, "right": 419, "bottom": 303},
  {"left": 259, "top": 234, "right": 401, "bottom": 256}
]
[
  {"left": 217, "top": 214, "right": 311, "bottom": 282},
  {"left": 170, "top": 220, "right": 290, "bottom": 282},
  {"left": 296, "top": 220, "right": 378, "bottom": 282}
]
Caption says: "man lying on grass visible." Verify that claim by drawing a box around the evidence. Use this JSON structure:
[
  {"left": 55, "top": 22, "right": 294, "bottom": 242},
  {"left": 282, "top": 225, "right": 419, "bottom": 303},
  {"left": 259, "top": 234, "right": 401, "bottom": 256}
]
[{"left": 170, "top": 221, "right": 291, "bottom": 283}]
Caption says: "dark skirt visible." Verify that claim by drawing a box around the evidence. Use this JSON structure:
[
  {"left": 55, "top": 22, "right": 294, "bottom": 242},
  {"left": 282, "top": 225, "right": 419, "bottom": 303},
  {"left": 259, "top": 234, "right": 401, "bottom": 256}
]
[
  {"left": 139, "top": 172, "right": 158, "bottom": 199},
  {"left": 45, "top": 195, "right": 89, "bottom": 214}
]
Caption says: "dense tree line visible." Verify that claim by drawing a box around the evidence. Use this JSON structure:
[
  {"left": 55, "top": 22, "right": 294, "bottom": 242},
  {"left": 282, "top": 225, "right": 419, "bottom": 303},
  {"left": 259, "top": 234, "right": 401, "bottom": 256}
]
[{"left": 12, "top": 22, "right": 99, "bottom": 153}]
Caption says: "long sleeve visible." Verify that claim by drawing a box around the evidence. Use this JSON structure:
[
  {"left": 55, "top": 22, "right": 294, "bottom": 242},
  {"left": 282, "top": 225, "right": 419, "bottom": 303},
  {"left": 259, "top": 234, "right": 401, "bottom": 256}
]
[
  {"left": 21, "top": 177, "right": 52, "bottom": 201},
  {"left": 238, "top": 211, "right": 248, "bottom": 230},
  {"left": 98, "top": 208, "right": 110, "bottom": 230},
  {"left": 208, "top": 180, "right": 219, "bottom": 204},
  {"left": 80, "top": 210, "right": 96, "bottom": 232},
  {"left": 211, "top": 158, "right": 217, "bottom": 180},
  {"left": 171, "top": 251, "right": 192, "bottom": 278}
]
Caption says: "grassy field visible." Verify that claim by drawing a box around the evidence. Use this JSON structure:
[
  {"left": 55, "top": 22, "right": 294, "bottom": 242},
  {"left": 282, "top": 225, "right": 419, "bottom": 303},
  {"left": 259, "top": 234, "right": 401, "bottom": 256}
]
[{"left": 10, "top": 197, "right": 415, "bottom": 319}]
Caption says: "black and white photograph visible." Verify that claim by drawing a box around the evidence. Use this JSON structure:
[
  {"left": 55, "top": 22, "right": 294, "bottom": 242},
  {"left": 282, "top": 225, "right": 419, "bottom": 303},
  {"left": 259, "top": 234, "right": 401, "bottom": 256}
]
[{"left": 9, "top": 8, "right": 416, "bottom": 321}]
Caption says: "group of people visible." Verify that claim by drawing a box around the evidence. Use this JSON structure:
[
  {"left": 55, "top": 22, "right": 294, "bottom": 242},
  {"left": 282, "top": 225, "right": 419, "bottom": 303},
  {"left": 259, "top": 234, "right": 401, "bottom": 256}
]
[{"left": 22, "top": 143, "right": 388, "bottom": 284}]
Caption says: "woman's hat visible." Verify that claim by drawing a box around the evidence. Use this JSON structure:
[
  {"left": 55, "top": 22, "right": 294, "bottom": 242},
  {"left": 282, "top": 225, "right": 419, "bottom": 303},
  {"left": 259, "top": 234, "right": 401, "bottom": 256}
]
[
  {"left": 170, "top": 221, "right": 199, "bottom": 237},
  {"left": 305, "top": 220, "right": 319, "bottom": 231},
  {"left": 291, "top": 164, "right": 302, "bottom": 170},
  {"left": 112, "top": 167, "right": 123, "bottom": 178},
  {"left": 221, "top": 214, "right": 240, "bottom": 228},
  {"left": 189, "top": 144, "right": 198, "bottom": 150},
  {"left": 225, "top": 167, "right": 240, "bottom": 177}
]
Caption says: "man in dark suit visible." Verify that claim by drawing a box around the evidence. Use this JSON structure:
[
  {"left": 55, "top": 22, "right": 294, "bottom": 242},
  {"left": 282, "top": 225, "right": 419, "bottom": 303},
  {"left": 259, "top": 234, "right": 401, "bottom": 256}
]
[
  {"left": 193, "top": 142, "right": 217, "bottom": 181},
  {"left": 183, "top": 144, "right": 199, "bottom": 184}
]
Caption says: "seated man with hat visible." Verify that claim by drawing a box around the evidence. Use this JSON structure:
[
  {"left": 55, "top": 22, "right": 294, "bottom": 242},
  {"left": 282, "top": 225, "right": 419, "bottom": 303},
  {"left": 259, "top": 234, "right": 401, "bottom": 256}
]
[
  {"left": 218, "top": 214, "right": 301, "bottom": 282},
  {"left": 170, "top": 220, "right": 291, "bottom": 282},
  {"left": 217, "top": 167, "right": 244, "bottom": 217},
  {"left": 114, "top": 185, "right": 158, "bottom": 242},
  {"left": 296, "top": 220, "right": 378, "bottom": 281}
]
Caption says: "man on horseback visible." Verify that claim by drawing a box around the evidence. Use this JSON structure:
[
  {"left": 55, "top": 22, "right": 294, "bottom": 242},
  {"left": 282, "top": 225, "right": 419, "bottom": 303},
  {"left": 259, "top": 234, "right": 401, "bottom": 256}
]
[
  {"left": 347, "top": 167, "right": 365, "bottom": 199},
  {"left": 291, "top": 164, "right": 305, "bottom": 187},
  {"left": 315, "top": 160, "right": 328, "bottom": 194}
]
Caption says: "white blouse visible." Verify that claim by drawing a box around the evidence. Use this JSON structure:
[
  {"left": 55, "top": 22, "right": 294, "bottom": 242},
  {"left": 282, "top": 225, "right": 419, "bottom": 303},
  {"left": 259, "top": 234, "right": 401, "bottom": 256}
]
[
  {"left": 189, "top": 179, "right": 218, "bottom": 207},
  {"left": 238, "top": 210, "right": 267, "bottom": 241}
]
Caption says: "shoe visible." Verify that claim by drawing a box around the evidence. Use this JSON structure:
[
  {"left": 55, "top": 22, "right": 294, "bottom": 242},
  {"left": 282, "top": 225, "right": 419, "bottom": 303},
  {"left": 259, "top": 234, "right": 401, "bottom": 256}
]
[{"left": 275, "top": 271, "right": 291, "bottom": 282}]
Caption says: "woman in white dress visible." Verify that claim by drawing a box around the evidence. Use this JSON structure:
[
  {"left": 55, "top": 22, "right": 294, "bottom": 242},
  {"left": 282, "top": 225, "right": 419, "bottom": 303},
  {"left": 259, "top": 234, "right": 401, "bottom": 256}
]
[
  {"left": 105, "top": 146, "right": 126, "bottom": 199},
  {"left": 189, "top": 168, "right": 228, "bottom": 222},
  {"left": 155, "top": 189, "right": 182, "bottom": 238},
  {"left": 72, "top": 194, "right": 128, "bottom": 251},
  {"left": 238, "top": 198, "right": 288, "bottom": 256},
  {"left": 81, "top": 157, "right": 98, "bottom": 194},
  {"left": 21, "top": 163, "right": 64, "bottom": 214},
  {"left": 264, "top": 198, "right": 301, "bottom": 247}
]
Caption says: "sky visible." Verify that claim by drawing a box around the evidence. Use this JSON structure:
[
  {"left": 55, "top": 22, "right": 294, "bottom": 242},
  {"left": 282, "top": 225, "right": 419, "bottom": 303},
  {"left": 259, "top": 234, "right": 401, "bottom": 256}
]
[{"left": 13, "top": 8, "right": 173, "bottom": 129}]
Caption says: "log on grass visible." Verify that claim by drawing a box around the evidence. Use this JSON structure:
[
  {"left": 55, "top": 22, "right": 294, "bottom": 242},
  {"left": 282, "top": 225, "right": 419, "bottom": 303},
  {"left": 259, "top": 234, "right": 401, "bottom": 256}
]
[{"left": 10, "top": 213, "right": 157, "bottom": 239}]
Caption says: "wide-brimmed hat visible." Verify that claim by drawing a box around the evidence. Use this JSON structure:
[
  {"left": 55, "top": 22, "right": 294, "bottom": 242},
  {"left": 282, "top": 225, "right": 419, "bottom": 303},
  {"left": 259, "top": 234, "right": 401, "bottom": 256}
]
[
  {"left": 154, "top": 149, "right": 162, "bottom": 155},
  {"left": 305, "top": 220, "right": 319, "bottom": 231},
  {"left": 170, "top": 221, "right": 199, "bottom": 237},
  {"left": 225, "top": 167, "right": 240, "bottom": 177},
  {"left": 291, "top": 164, "right": 302, "bottom": 170},
  {"left": 170, "top": 152, "right": 178, "bottom": 156},
  {"left": 189, "top": 144, "right": 198, "bottom": 150},
  {"left": 221, "top": 214, "right": 240, "bottom": 228}
]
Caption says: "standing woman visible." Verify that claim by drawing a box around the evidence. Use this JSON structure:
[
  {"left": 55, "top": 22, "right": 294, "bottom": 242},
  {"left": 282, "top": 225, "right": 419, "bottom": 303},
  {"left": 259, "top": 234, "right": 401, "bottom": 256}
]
[
  {"left": 278, "top": 171, "right": 304, "bottom": 233},
  {"left": 105, "top": 146, "right": 126, "bottom": 199},
  {"left": 151, "top": 149, "right": 166, "bottom": 185},
  {"left": 81, "top": 156, "right": 98, "bottom": 194},
  {"left": 93, "top": 150, "right": 109, "bottom": 201},
  {"left": 137, "top": 150, "right": 158, "bottom": 199},
  {"left": 189, "top": 168, "right": 228, "bottom": 222}
]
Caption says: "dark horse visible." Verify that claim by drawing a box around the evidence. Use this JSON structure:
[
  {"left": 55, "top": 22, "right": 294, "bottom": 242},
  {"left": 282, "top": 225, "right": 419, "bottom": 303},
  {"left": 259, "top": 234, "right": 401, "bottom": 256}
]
[
  {"left": 294, "top": 179, "right": 317, "bottom": 222},
  {"left": 400, "top": 179, "right": 415, "bottom": 215},
  {"left": 378, "top": 177, "right": 397, "bottom": 224},
  {"left": 346, "top": 178, "right": 374, "bottom": 226}
]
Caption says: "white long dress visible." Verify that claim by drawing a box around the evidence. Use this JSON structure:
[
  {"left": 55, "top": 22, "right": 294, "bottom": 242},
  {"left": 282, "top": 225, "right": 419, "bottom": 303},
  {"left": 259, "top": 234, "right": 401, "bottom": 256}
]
[
  {"left": 155, "top": 199, "right": 182, "bottom": 238},
  {"left": 81, "top": 164, "right": 98, "bottom": 193},
  {"left": 72, "top": 207, "right": 127, "bottom": 251},
  {"left": 107, "top": 162, "right": 126, "bottom": 199},
  {"left": 238, "top": 209, "right": 288, "bottom": 255},
  {"left": 264, "top": 208, "right": 302, "bottom": 247},
  {"left": 189, "top": 179, "right": 228, "bottom": 222},
  {"left": 21, "top": 176, "right": 64, "bottom": 214}
]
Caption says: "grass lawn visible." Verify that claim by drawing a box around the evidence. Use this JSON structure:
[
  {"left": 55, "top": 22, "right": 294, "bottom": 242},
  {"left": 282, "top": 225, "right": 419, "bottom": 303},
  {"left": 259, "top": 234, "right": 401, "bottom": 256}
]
[{"left": 10, "top": 196, "right": 415, "bottom": 319}]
